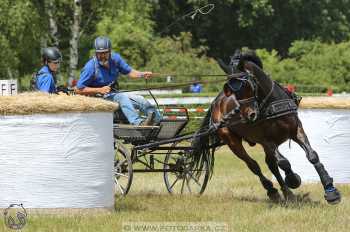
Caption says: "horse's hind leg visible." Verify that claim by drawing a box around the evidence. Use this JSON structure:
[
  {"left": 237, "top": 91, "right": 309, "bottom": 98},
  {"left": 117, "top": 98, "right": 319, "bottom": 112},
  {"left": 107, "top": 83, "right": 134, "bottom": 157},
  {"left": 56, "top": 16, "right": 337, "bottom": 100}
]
[
  {"left": 218, "top": 129, "right": 281, "bottom": 202},
  {"left": 263, "top": 145, "right": 295, "bottom": 201},
  {"left": 293, "top": 119, "right": 341, "bottom": 204}
]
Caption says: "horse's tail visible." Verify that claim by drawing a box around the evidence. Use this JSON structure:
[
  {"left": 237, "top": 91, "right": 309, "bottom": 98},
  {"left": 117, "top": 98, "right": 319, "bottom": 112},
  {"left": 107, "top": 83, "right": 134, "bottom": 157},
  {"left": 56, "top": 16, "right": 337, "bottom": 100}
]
[{"left": 191, "top": 106, "right": 217, "bottom": 178}]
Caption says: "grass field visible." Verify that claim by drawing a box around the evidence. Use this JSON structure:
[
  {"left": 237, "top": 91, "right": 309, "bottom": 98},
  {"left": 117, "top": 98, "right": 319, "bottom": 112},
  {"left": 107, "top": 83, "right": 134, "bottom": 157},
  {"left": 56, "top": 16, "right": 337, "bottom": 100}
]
[{"left": 1, "top": 145, "right": 349, "bottom": 232}]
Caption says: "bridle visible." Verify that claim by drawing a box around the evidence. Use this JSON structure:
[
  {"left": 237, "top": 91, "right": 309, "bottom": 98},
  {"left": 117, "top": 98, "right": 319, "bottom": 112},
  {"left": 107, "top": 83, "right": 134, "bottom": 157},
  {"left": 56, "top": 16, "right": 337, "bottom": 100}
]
[{"left": 226, "top": 72, "right": 260, "bottom": 120}]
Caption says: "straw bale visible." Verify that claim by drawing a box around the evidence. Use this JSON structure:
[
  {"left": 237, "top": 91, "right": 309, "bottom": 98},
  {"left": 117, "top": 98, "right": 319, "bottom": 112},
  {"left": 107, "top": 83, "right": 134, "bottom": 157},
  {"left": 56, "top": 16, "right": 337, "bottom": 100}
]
[
  {"left": 300, "top": 97, "right": 350, "bottom": 109},
  {"left": 0, "top": 92, "right": 118, "bottom": 115}
]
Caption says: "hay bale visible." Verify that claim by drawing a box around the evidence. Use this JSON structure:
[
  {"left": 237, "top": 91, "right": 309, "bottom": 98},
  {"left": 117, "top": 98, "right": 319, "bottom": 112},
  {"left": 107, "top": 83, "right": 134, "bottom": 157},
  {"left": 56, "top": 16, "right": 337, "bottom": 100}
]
[
  {"left": 0, "top": 92, "right": 117, "bottom": 115},
  {"left": 300, "top": 96, "right": 350, "bottom": 109}
]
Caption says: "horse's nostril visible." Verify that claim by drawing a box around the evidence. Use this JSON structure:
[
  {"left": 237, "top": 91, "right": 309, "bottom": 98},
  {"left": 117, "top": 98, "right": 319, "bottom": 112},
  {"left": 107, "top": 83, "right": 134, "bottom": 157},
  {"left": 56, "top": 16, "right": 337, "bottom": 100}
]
[{"left": 249, "top": 112, "right": 256, "bottom": 120}]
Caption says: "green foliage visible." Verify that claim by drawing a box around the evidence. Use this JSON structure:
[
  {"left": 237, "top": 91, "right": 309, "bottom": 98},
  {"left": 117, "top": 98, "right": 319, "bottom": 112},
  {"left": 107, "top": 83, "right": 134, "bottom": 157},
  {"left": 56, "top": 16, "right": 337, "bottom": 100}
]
[
  {"left": 0, "top": 35, "right": 18, "bottom": 78},
  {"left": 2, "top": 0, "right": 350, "bottom": 93},
  {"left": 95, "top": 1, "right": 223, "bottom": 91},
  {"left": 144, "top": 32, "right": 223, "bottom": 88},
  {"left": 256, "top": 40, "right": 350, "bottom": 92},
  {"left": 155, "top": 0, "right": 350, "bottom": 58},
  {"left": 0, "top": 0, "right": 42, "bottom": 78},
  {"left": 95, "top": 0, "right": 155, "bottom": 67}
]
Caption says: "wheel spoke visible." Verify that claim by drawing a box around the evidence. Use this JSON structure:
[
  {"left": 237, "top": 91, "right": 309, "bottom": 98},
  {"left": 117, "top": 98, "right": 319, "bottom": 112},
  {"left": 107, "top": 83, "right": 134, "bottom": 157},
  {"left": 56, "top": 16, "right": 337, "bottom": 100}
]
[
  {"left": 115, "top": 179, "right": 125, "bottom": 195},
  {"left": 164, "top": 141, "right": 209, "bottom": 195},
  {"left": 169, "top": 176, "right": 180, "bottom": 190},
  {"left": 115, "top": 173, "right": 129, "bottom": 178},
  {"left": 185, "top": 176, "right": 192, "bottom": 193},
  {"left": 114, "top": 143, "right": 133, "bottom": 196},
  {"left": 115, "top": 159, "right": 127, "bottom": 167},
  {"left": 180, "top": 177, "right": 185, "bottom": 194},
  {"left": 188, "top": 171, "right": 202, "bottom": 187}
]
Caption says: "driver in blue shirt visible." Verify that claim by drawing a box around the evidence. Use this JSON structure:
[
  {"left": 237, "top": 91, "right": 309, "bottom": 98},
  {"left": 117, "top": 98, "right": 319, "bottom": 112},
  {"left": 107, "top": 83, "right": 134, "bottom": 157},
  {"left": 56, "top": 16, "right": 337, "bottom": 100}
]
[{"left": 75, "top": 36, "right": 161, "bottom": 126}]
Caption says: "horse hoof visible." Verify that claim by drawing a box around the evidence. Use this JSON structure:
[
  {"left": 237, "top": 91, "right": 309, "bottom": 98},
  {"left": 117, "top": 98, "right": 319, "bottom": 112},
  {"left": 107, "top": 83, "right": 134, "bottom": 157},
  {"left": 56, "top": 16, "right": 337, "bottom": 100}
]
[
  {"left": 281, "top": 187, "right": 296, "bottom": 202},
  {"left": 325, "top": 187, "right": 341, "bottom": 205},
  {"left": 285, "top": 173, "right": 301, "bottom": 189},
  {"left": 267, "top": 189, "right": 281, "bottom": 202}
]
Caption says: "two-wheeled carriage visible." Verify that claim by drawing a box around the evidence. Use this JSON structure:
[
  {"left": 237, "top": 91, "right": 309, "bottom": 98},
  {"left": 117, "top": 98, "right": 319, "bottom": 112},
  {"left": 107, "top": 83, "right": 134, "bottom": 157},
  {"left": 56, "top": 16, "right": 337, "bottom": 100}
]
[{"left": 113, "top": 107, "right": 210, "bottom": 196}]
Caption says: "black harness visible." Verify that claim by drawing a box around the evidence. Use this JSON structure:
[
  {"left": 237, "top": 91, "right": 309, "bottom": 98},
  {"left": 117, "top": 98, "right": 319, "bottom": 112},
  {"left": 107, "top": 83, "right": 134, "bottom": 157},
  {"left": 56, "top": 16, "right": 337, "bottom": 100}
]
[{"left": 223, "top": 72, "right": 298, "bottom": 123}]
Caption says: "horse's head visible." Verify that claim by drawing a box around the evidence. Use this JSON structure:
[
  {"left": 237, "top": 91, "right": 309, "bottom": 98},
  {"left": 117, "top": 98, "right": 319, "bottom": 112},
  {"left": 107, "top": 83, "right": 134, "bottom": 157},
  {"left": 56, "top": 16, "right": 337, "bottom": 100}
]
[
  {"left": 224, "top": 74, "right": 259, "bottom": 122},
  {"left": 218, "top": 50, "right": 263, "bottom": 123}
]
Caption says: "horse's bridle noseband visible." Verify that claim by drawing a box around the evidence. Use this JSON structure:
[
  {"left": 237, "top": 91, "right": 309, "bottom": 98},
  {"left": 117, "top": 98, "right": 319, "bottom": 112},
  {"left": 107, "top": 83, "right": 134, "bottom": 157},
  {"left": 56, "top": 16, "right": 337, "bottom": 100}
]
[{"left": 227, "top": 73, "right": 260, "bottom": 116}]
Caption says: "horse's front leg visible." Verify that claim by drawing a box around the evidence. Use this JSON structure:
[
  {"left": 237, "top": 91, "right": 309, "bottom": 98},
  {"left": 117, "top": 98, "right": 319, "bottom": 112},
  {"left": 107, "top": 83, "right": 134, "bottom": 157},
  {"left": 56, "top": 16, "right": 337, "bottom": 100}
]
[
  {"left": 274, "top": 148, "right": 301, "bottom": 189},
  {"left": 293, "top": 119, "right": 341, "bottom": 204},
  {"left": 218, "top": 128, "right": 281, "bottom": 202},
  {"left": 263, "top": 145, "right": 296, "bottom": 201}
]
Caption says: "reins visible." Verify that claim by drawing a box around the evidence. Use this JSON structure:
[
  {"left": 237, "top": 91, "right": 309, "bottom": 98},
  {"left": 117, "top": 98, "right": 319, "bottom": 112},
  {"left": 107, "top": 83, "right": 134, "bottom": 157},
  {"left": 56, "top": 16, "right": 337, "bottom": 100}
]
[{"left": 115, "top": 78, "right": 228, "bottom": 93}]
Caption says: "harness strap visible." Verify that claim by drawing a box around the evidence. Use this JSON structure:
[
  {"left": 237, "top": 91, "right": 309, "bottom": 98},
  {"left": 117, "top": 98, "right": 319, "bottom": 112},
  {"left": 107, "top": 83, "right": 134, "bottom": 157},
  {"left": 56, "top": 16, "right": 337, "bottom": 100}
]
[
  {"left": 30, "top": 72, "right": 39, "bottom": 90},
  {"left": 259, "top": 80, "right": 275, "bottom": 111},
  {"left": 92, "top": 56, "right": 119, "bottom": 90},
  {"left": 93, "top": 56, "right": 99, "bottom": 80},
  {"left": 263, "top": 99, "right": 298, "bottom": 119},
  {"left": 238, "top": 97, "right": 255, "bottom": 105}
]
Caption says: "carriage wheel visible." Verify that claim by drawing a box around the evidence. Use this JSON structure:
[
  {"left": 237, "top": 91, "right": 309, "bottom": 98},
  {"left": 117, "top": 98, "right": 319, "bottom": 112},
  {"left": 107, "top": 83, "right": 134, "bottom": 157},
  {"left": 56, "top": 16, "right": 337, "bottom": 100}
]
[
  {"left": 114, "top": 141, "right": 133, "bottom": 196},
  {"left": 163, "top": 143, "right": 209, "bottom": 195}
]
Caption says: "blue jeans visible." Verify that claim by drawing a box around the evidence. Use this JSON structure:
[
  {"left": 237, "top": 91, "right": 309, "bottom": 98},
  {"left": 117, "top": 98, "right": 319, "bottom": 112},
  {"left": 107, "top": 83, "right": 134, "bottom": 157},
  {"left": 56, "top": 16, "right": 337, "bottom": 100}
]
[{"left": 104, "top": 92, "right": 161, "bottom": 125}]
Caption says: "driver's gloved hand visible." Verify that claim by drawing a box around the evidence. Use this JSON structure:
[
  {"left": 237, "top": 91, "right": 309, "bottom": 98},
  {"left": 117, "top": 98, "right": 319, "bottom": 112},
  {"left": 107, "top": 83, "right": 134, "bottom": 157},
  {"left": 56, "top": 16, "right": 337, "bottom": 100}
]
[{"left": 56, "top": 86, "right": 69, "bottom": 95}]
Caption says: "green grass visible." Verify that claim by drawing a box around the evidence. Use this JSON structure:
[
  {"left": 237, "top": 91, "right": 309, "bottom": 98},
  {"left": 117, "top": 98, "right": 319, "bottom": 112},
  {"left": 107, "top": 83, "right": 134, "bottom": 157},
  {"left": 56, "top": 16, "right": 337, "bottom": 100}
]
[{"left": 1, "top": 145, "right": 349, "bottom": 232}]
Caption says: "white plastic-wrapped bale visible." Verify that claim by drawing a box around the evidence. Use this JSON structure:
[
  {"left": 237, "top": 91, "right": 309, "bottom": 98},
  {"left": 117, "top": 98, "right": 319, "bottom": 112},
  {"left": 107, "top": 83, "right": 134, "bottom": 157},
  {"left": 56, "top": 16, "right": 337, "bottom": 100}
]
[
  {"left": 0, "top": 92, "right": 118, "bottom": 211},
  {"left": 280, "top": 97, "right": 350, "bottom": 183}
]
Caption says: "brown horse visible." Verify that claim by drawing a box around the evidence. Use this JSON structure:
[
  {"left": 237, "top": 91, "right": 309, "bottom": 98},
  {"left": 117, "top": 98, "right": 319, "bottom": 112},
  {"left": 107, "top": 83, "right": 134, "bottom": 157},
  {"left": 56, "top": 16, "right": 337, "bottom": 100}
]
[{"left": 192, "top": 55, "right": 341, "bottom": 204}]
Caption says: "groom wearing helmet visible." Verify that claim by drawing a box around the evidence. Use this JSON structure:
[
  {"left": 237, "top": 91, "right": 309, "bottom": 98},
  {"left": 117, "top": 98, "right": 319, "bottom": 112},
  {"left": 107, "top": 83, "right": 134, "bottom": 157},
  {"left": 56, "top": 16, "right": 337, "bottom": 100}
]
[{"left": 34, "top": 47, "right": 62, "bottom": 93}]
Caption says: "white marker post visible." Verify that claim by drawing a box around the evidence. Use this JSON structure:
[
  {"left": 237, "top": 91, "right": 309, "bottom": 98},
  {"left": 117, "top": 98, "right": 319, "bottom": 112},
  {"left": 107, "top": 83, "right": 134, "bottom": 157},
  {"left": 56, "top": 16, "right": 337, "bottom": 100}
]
[{"left": 0, "top": 79, "right": 18, "bottom": 96}]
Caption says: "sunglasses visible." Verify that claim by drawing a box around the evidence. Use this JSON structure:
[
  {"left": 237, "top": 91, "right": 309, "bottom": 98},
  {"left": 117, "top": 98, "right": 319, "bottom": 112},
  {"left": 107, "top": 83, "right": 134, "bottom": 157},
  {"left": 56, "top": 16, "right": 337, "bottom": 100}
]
[{"left": 49, "top": 60, "right": 60, "bottom": 64}]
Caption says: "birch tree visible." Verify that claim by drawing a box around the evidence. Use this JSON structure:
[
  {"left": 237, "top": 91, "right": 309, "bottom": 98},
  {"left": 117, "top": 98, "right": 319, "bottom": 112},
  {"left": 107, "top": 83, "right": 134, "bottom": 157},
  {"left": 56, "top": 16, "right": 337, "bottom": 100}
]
[
  {"left": 45, "top": 0, "right": 59, "bottom": 47},
  {"left": 68, "top": 0, "right": 82, "bottom": 84}
]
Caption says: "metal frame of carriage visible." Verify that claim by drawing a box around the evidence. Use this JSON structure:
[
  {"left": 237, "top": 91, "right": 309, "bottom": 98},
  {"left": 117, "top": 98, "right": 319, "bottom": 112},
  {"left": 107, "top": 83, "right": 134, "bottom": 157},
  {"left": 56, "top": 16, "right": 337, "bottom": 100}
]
[{"left": 113, "top": 106, "right": 211, "bottom": 196}]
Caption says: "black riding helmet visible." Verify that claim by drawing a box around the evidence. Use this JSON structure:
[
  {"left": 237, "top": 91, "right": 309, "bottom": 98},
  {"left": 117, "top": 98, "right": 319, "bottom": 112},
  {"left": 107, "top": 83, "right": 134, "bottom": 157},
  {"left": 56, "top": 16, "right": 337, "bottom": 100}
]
[
  {"left": 42, "top": 47, "right": 62, "bottom": 63},
  {"left": 94, "top": 36, "right": 112, "bottom": 53}
]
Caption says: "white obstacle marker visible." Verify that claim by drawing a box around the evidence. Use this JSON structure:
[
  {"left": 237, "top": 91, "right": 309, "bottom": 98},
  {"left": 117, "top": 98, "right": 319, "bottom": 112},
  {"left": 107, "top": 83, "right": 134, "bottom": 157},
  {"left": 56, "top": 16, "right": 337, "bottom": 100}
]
[
  {"left": 0, "top": 79, "right": 17, "bottom": 96},
  {"left": 280, "top": 108, "right": 350, "bottom": 183},
  {"left": 0, "top": 93, "right": 117, "bottom": 211}
]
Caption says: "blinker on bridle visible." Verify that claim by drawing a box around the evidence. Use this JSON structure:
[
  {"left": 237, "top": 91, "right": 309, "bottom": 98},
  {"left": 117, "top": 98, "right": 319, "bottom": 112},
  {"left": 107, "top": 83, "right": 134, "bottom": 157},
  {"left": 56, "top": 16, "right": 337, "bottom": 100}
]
[
  {"left": 223, "top": 72, "right": 261, "bottom": 123},
  {"left": 225, "top": 73, "right": 259, "bottom": 107}
]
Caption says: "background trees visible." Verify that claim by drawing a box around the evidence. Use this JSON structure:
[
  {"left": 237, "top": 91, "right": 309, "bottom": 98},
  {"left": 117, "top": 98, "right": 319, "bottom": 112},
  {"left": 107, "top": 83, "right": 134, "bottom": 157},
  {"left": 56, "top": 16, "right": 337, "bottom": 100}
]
[{"left": 1, "top": 0, "right": 350, "bottom": 92}]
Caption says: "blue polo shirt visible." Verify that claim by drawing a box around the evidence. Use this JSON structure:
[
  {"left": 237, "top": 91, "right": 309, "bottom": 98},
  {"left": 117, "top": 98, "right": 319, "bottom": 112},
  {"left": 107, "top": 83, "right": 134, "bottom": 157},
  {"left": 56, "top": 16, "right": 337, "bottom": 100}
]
[
  {"left": 36, "top": 66, "right": 57, "bottom": 93},
  {"left": 77, "top": 52, "right": 132, "bottom": 89},
  {"left": 190, "top": 83, "right": 203, "bottom": 93}
]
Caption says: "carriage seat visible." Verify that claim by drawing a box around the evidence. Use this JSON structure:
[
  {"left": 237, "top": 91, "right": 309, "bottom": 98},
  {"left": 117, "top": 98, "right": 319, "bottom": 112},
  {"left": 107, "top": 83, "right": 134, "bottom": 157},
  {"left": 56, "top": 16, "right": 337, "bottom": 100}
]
[{"left": 113, "top": 107, "right": 189, "bottom": 144}]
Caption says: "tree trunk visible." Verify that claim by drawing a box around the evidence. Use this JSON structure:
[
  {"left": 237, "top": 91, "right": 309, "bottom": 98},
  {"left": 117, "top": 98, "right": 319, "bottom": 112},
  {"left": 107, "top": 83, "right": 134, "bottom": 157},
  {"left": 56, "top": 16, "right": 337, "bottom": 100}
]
[
  {"left": 68, "top": 0, "right": 82, "bottom": 86},
  {"left": 46, "top": 0, "right": 59, "bottom": 46}
]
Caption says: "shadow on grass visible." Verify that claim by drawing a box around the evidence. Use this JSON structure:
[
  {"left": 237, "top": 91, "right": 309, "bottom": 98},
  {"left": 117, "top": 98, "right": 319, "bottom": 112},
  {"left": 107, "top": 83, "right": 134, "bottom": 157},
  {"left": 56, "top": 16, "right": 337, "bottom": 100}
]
[
  {"left": 113, "top": 191, "right": 322, "bottom": 214},
  {"left": 276, "top": 192, "right": 321, "bottom": 208},
  {"left": 230, "top": 192, "right": 321, "bottom": 208},
  {"left": 114, "top": 195, "right": 148, "bottom": 213}
]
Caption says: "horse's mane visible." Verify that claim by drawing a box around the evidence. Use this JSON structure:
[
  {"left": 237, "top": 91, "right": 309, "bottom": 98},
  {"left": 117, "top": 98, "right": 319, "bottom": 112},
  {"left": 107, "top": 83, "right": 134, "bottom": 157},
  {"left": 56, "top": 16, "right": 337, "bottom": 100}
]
[{"left": 239, "top": 50, "right": 263, "bottom": 70}]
